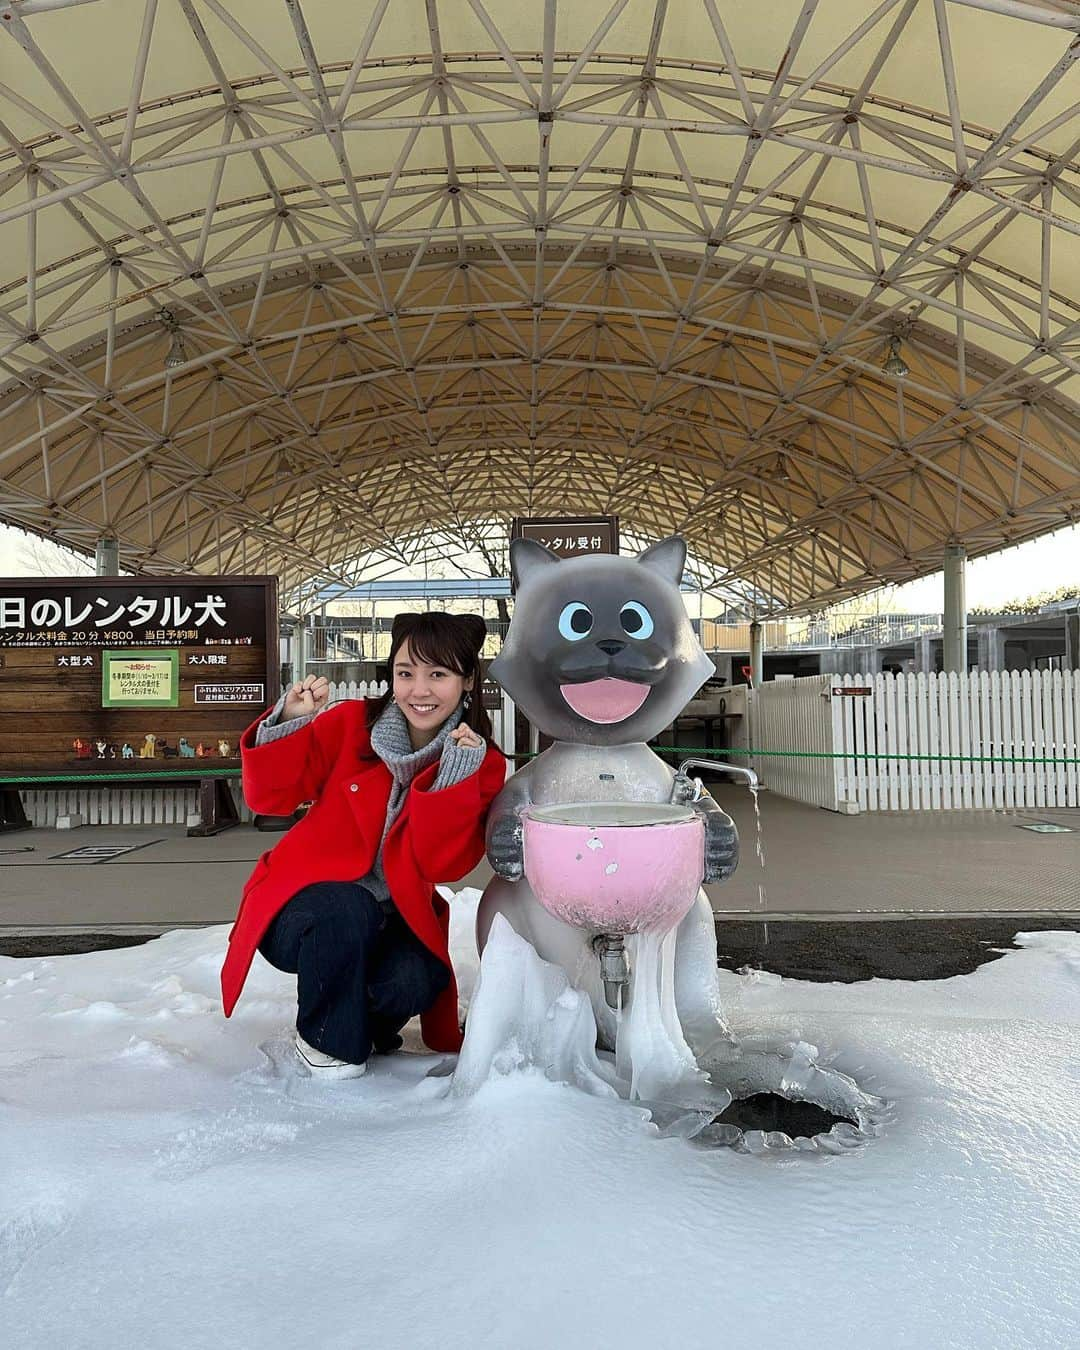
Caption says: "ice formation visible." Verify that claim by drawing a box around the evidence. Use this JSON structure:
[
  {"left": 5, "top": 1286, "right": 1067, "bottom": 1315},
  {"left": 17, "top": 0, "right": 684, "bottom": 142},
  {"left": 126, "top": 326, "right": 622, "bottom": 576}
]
[
  {"left": 614, "top": 925, "right": 705, "bottom": 1103},
  {"left": 452, "top": 913, "right": 731, "bottom": 1121},
  {"left": 451, "top": 914, "right": 618, "bottom": 1099}
]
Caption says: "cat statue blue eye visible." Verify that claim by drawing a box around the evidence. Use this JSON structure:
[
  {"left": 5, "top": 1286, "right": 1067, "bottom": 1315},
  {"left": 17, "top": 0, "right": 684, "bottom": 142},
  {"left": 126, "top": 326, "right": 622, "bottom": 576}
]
[
  {"left": 478, "top": 535, "right": 741, "bottom": 1055},
  {"left": 557, "top": 601, "right": 593, "bottom": 640}
]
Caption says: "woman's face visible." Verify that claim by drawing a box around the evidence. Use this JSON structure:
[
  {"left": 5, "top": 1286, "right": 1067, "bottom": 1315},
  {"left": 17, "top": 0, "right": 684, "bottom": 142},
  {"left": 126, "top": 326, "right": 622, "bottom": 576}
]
[{"left": 392, "top": 639, "right": 473, "bottom": 737}]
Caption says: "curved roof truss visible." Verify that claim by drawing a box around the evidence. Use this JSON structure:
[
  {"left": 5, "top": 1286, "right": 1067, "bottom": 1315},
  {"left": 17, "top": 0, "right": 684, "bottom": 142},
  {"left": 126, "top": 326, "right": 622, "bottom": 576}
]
[{"left": 0, "top": 0, "right": 1077, "bottom": 613}]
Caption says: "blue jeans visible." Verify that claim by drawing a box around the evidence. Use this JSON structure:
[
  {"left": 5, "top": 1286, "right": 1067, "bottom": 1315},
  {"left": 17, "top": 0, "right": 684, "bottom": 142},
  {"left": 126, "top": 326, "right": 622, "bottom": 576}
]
[{"left": 258, "top": 881, "right": 450, "bottom": 1065}]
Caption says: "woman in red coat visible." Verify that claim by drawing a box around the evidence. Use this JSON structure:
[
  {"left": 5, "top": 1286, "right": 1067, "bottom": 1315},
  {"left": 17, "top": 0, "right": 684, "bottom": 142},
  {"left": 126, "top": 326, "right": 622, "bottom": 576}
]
[{"left": 221, "top": 612, "right": 505, "bottom": 1078}]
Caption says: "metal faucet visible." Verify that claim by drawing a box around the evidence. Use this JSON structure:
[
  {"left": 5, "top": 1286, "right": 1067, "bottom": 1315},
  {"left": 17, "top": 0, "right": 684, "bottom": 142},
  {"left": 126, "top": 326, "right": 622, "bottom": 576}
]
[{"left": 671, "top": 757, "right": 760, "bottom": 803}]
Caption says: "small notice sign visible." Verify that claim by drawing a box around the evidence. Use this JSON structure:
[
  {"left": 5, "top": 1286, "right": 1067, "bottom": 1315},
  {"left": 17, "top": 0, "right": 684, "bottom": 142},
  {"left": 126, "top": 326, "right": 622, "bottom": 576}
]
[
  {"left": 102, "top": 650, "right": 179, "bottom": 707},
  {"left": 194, "top": 682, "right": 265, "bottom": 705},
  {"left": 832, "top": 686, "right": 873, "bottom": 697},
  {"left": 510, "top": 515, "right": 618, "bottom": 559}
]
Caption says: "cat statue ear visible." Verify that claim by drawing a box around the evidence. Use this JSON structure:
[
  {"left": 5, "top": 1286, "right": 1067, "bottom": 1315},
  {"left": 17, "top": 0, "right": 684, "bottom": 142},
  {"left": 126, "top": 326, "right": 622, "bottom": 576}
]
[
  {"left": 509, "top": 537, "right": 560, "bottom": 590},
  {"left": 636, "top": 535, "right": 686, "bottom": 585}
]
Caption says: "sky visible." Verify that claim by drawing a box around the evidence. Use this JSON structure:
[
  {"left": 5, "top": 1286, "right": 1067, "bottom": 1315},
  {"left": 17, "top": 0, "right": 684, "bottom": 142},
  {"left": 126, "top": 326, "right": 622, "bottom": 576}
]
[
  {"left": 0, "top": 518, "right": 1076, "bottom": 615},
  {"left": 860, "top": 521, "right": 1079, "bottom": 613}
]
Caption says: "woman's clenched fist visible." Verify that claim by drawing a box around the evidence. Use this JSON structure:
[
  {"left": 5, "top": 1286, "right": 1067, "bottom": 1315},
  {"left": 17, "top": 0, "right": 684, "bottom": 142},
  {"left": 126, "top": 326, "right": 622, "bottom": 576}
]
[{"left": 282, "top": 674, "right": 330, "bottom": 722}]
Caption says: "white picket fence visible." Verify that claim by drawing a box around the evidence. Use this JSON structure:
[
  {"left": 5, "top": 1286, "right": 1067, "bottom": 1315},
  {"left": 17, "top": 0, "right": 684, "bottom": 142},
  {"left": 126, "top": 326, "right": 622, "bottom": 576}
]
[
  {"left": 832, "top": 670, "right": 1079, "bottom": 811},
  {"left": 20, "top": 781, "right": 251, "bottom": 828},
  {"left": 750, "top": 670, "right": 1080, "bottom": 812},
  {"left": 328, "top": 680, "right": 512, "bottom": 754},
  {"left": 328, "top": 679, "right": 388, "bottom": 700},
  {"left": 748, "top": 676, "right": 840, "bottom": 809}
]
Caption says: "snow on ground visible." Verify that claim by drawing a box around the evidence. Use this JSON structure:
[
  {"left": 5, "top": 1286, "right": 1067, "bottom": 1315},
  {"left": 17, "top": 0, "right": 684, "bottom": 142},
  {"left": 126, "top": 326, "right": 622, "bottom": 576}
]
[{"left": 2, "top": 890, "right": 1078, "bottom": 1350}]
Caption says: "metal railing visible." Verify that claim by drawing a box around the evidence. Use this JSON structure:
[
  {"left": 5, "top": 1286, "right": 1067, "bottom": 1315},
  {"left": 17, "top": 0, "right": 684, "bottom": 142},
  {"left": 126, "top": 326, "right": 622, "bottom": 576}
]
[
  {"left": 701, "top": 614, "right": 944, "bottom": 652},
  {"left": 295, "top": 612, "right": 945, "bottom": 663}
]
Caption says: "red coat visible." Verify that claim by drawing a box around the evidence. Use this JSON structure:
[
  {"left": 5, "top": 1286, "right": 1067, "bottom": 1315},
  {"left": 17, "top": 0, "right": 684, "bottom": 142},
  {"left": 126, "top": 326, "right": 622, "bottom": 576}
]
[{"left": 221, "top": 699, "right": 506, "bottom": 1052}]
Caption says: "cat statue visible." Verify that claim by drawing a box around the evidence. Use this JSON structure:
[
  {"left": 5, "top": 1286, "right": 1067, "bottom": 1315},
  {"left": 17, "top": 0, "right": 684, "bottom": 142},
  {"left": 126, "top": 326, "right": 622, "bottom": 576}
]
[{"left": 477, "top": 535, "right": 739, "bottom": 1052}]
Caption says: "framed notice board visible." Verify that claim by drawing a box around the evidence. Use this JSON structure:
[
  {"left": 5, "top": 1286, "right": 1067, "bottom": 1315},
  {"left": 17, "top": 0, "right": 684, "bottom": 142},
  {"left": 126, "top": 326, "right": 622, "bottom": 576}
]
[
  {"left": 0, "top": 575, "right": 278, "bottom": 777},
  {"left": 509, "top": 514, "right": 618, "bottom": 559},
  {"left": 101, "top": 651, "right": 181, "bottom": 708}
]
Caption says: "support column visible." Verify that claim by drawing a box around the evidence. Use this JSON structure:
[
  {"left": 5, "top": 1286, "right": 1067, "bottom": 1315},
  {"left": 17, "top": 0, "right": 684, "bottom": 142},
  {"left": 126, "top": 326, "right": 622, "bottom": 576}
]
[
  {"left": 95, "top": 537, "right": 119, "bottom": 576},
  {"left": 311, "top": 603, "right": 327, "bottom": 662},
  {"left": 977, "top": 623, "right": 1006, "bottom": 672},
  {"left": 294, "top": 616, "right": 309, "bottom": 682},
  {"left": 749, "top": 620, "right": 764, "bottom": 688},
  {"left": 1066, "top": 609, "right": 1080, "bottom": 672},
  {"left": 943, "top": 544, "right": 967, "bottom": 674}
]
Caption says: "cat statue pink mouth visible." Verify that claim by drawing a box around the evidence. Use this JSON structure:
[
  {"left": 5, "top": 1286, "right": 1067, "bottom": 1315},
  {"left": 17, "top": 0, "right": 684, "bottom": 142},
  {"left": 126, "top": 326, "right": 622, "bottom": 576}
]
[{"left": 560, "top": 677, "right": 649, "bottom": 724}]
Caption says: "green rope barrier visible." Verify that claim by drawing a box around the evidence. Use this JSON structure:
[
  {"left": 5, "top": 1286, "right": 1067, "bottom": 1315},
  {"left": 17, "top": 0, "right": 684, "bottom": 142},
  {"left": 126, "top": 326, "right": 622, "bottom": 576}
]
[
  {"left": 5, "top": 750, "right": 1078, "bottom": 780},
  {"left": 650, "top": 746, "right": 1080, "bottom": 765},
  {"left": 0, "top": 768, "right": 241, "bottom": 785}
]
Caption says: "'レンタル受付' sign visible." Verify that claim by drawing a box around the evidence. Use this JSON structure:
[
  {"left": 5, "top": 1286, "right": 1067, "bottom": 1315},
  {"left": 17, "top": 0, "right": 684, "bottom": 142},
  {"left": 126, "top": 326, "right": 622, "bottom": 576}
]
[
  {"left": 508, "top": 516, "right": 619, "bottom": 595},
  {"left": 510, "top": 515, "right": 618, "bottom": 559}
]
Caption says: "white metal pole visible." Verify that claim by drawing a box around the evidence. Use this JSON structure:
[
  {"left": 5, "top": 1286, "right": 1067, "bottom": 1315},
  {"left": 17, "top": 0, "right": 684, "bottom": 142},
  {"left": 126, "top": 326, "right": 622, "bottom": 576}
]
[
  {"left": 946, "top": 0, "right": 1080, "bottom": 33},
  {"left": 295, "top": 615, "right": 309, "bottom": 682},
  {"left": 94, "top": 537, "right": 119, "bottom": 575},
  {"left": 750, "top": 619, "right": 765, "bottom": 688},
  {"left": 943, "top": 544, "right": 967, "bottom": 673}
]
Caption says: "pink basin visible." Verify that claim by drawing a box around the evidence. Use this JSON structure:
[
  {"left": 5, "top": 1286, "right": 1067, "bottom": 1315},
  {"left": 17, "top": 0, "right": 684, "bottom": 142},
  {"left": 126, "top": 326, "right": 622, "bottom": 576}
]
[{"left": 521, "top": 802, "right": 704, "bottom": 934}]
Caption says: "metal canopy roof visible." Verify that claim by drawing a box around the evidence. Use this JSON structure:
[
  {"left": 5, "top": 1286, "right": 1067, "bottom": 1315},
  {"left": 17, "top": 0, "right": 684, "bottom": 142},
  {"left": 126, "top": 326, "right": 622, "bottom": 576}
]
[{"left": 0, "top": 0, "right": 1078, "bottom": 615}]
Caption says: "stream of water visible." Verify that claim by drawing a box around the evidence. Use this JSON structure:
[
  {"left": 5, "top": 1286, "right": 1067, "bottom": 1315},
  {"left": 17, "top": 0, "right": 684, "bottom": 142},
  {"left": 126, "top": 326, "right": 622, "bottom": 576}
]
[{"left": 748, "top": 780, "right": 768, "bottom": 948}]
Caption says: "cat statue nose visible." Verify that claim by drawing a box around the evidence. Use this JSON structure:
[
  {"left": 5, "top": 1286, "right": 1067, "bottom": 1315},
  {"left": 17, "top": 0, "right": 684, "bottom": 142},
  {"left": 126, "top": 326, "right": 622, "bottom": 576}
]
[{"left": 596, "top": 639, "right": 626, "bottom": 655}]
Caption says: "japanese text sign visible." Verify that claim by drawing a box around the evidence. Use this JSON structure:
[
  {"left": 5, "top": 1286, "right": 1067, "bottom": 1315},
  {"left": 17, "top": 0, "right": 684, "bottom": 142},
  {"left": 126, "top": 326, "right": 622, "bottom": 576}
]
[
  {"left": 102, "top": 651, "right": 179, "bottom": 708},
  {"left": 509, "top": 517, "right": 618, "bottom": 594},
  {"left": 0, "top": 580, "right": 267, "bottom": 648}
]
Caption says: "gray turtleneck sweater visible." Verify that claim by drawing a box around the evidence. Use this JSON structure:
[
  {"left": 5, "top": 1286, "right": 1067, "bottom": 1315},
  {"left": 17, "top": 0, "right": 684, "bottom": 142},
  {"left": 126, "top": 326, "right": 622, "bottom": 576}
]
[{"left": 255, "top": 694, "right": 487, "bottom": 908}]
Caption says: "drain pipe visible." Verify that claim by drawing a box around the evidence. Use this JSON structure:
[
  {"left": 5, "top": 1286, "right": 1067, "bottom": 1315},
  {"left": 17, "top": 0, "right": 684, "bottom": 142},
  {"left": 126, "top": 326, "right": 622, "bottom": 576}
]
[
  {"left": 95, "top": 537, "right": 119, "bottom": 576},
  {"left": 593, "top": 934, "right": 630, "bottom": 1010}
]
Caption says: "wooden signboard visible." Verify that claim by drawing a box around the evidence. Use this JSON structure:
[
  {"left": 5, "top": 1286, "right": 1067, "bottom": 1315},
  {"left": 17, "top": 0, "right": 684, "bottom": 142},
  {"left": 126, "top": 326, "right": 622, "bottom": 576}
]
[
  {"left": 0, "top": 576, "right": 277, "bottom": 777},
  {"left": 510, "top": 515, "right": 618, "bottom": 566},
  {"left": 508, "top": 515, "right": 619, "bottom": 619}
]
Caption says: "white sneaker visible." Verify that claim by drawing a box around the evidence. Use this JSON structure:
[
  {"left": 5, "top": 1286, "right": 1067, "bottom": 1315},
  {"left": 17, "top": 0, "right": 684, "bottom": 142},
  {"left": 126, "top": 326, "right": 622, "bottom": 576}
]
[{"left": 295, "top": 1033, "right": 368, "bottom": 1079}]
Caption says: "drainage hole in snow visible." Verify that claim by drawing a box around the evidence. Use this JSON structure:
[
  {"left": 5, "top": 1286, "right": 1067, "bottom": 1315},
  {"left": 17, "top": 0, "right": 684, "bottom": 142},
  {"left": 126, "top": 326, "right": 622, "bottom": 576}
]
[{"left": 713, "top": 1092, "right": 856, "bottom": 1139}]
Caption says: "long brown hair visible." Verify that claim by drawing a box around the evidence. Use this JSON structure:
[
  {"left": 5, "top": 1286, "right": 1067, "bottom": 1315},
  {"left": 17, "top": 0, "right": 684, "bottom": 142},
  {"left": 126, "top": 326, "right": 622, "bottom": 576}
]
[{"left": 367, "top": 611, "right": 494, "bottom": 742}]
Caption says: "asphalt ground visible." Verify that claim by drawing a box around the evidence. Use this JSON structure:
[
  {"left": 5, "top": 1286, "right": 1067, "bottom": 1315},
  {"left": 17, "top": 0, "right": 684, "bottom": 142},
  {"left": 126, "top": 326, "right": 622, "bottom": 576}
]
[{"left": 712, "top": 916, "right": 1079, "bottom": 982}]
